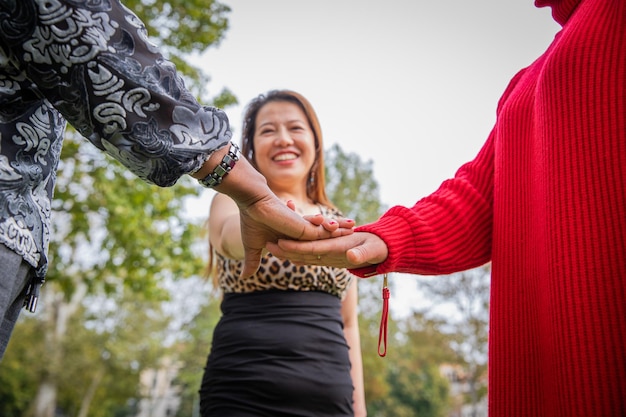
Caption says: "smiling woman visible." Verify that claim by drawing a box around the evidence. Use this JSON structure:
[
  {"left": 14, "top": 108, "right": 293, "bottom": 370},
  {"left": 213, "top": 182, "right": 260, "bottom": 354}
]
[
  {"left": 241, "top": 91, "right": 326, "bottom": 212},
  {"left": 200, "top": 90, "right": 366, "bottom": 417}
]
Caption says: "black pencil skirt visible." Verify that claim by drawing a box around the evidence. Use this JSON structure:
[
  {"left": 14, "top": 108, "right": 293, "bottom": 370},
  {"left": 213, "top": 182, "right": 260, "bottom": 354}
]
[{"left": 199, "top": 290, "right": 354, "bottom": 417}]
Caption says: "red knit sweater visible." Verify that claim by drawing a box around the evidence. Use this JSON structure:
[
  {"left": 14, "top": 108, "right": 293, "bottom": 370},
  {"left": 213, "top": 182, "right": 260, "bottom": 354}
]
[{"left": 352, "top": 1, "right": 626, "bottom": 416}]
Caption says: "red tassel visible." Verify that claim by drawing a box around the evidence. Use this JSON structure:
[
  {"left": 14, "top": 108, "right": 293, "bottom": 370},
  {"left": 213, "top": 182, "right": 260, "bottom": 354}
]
[{"left": 378, "top": 274, "right": 390, "bottom": 357}]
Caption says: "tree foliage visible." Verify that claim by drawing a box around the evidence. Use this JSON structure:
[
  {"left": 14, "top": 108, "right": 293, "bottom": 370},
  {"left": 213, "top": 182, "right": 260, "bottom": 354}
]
[
  {"left": 324, "top": 143, "right": 385, "bottom": 226},
  {"left": 0, "top": 293, "right": 172, "bottom": 417},
  {"left": 172, "top": 284, "right": 222, "bottom": 417},
  {"left": 0, "top": 316, "right": 40, "bottom": 417},
  {"left": 416, "top": 265, "right": 491, "bottom": 414},
  {"left": 123, "top": 0, "right": 236, "bottom": 106},
  {"left": 3, "top": 131, "right": 209, "bottom": 416},
  {"left": 362, "top": 309, "right": 458, "bottom": 417}
]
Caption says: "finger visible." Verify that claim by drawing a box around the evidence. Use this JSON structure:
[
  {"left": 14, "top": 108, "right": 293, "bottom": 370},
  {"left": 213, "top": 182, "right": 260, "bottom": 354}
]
[
  {"left": 336, "top": 218, "right": 355, "bottom": 229},
  {"left": 346, "top": 247, "right": 367, "bottom": 265},
  {"left": 275, "top": 239, "right": 319, "bottom": 253},
  {"left": 328, "top": 227, "right": 355, "bottom": 237},
  {"left": 293, "top": 213, "right": 354, "bottom": 241},
  {"left": 286, "top": 200, "right": 296, "bottom": 211},
  {"left": 265, "top": 241, "right": 280, "bottom": 255},
  {"left": 303, "top": 216, "right": 354, "bottom": 231},
  {"left": 240, "top": 248, "right": 263, "bottom": 279},
  {"left": 302, "top": 213, "right": 325, "bottom": 226},
  {"left": 321, "top": 219, "right": 339, "bottom": 232},
  {"left": 266, "top": 242, "right": 306, "bottom": 264},
  {"left": 346, "top": 241, "right": 387, "bottom": 266}
]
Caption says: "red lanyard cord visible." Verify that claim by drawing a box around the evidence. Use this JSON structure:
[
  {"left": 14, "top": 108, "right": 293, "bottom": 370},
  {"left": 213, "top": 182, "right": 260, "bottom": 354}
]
[{"left": 378, "top": 274, "right": 389, "bottom": 357}]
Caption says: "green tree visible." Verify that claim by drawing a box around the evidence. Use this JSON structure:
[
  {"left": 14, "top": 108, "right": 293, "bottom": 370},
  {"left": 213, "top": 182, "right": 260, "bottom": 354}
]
[
  {"left": 366, "top": 312, "right": 456, "bottom": 417},
  {"left": 417, "top": 265, "right": 491, "bottom": 416},
  {"left": 0, "top": 290, "right": 172, "bottom": 417},
  {"left": 368, "top": 314, "right": 458, "bottom": 417},
  {"left": 172, "top": 282, "right": 222, "bottom": 417},
  {"left": 324, "top": 143, "right": 385, "bottom": 226},
  {"left": 123, "top": 0, "right": 237, "bottom": 106},
  {"left": 0, "top": 315, "right": 41, "bottom": 417},
  {"left": 324, "top": 143, "right": 488, "bottom": 416},
  {"left": 52, "top": 297, "right": 171, "bottom": 417}
]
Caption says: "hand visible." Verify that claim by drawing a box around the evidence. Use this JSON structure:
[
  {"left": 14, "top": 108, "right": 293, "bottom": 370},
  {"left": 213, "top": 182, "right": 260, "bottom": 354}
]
[
  {"left": 266, "top": 231, "right": 389, "bottom": 270},
  {"left": 237, "top": 194, "right": 355, "bottom": 276},
  {"left": 203, "top": 154, "right": 354, "bottom": 277},
  {"left": 286, "top": 201, "right": 355, "bottom": 232}
]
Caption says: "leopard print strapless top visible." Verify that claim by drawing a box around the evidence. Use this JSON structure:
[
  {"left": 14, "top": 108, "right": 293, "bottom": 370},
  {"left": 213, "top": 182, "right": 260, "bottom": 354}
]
[{"left": 216, "top": 205, "right": 354, "bottom": 300}]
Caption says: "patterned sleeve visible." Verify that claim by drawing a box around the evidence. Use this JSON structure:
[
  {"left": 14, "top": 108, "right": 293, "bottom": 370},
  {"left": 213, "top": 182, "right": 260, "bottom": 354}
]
[{"left": 0, "top": 0, "right": 231, "bottom": 186}]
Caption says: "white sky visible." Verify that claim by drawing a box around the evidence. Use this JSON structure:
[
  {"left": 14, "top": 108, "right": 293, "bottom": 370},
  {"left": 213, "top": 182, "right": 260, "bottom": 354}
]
[{"left": 186, "top": 0, "right": 561, "bottom": 316}]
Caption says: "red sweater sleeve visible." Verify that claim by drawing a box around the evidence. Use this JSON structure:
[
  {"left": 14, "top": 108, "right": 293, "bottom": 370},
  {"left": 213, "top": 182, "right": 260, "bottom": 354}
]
[
  {"left": 350, "top": 70, "right": 528, "bottom": 278},
  {"left": 351, "top": 141, "right": 493, "bottom": 277}
]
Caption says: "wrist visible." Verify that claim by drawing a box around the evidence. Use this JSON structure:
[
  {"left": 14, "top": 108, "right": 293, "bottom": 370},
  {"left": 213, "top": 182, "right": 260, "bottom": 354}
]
[
  {"left": 202, "top": 149, "right": 273, "bottom": 211},
  {"left": 196, "top": 142, "right": 240, "bottom": 188}
]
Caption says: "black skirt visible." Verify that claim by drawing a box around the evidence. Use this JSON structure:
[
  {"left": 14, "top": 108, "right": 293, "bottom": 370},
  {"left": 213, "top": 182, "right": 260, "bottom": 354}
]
[{"left": 199, "top": 290, "right": 354, "bottom": 417}]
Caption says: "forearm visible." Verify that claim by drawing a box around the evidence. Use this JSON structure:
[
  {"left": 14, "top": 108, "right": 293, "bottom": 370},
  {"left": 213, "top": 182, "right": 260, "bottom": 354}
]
[
  {"left": 2, "top": 0, "right": 231, "bottom": 187},
  {"left": 194, "top": 147, "right": 273, "bottom": 209},
  {"left": 352, "top": 137, "right": 495, "bottom": 278}
]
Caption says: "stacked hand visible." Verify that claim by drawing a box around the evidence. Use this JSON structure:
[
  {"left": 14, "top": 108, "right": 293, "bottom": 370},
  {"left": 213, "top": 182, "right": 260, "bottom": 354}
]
[
  {"left": 266, "top": 214, "right": 389, "bottom": 270},
  {"left": 208, "top": 154, "right": 356, "bottom": 277},
  {"left": 237, "top": 194, "right": 356, "bottom": 276}
]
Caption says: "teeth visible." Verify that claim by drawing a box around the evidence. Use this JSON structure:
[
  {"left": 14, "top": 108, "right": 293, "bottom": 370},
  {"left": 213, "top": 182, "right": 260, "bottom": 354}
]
[{"left": 274, "top": 153, "right": 297, "bottom": 161}]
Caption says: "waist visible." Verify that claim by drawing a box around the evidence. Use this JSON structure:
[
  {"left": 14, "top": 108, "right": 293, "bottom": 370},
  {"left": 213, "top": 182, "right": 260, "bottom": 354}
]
[
  {"left": 220, "top": 289, "right": 341, "bottom": 315},
  {"left": 212, "top": 290, "right": 348, "bottom": 363}
]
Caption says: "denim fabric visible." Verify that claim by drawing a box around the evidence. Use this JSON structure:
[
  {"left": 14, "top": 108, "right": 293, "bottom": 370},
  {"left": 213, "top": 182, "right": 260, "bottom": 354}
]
[{"left": 0, "top": 244, "right": 32, "bottom": 360}]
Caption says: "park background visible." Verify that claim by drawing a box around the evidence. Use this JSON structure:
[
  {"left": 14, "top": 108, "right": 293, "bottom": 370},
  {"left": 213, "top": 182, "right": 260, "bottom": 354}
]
[{"left": 0, "top": 1, "right": 561, "bottom": 416}]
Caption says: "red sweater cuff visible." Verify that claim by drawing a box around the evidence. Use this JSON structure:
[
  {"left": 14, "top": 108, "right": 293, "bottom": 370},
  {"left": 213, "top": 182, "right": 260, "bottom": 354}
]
[
  {"left": 348, "top": 206, "right": 420, "bottom": 277},
  {"left": 348, "top": 264, "right": 380, "bottom": 278}
]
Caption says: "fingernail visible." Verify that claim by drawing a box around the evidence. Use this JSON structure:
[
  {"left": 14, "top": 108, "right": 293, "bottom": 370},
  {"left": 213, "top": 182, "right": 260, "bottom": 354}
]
[{"left": 329, "top": 221, "right": 337, "bottom": 225}]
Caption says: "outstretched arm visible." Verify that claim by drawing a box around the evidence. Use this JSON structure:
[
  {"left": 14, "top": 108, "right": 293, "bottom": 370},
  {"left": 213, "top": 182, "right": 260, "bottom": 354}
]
[{"left": 266, "top": 231, "right": 388, "bottom": 271}]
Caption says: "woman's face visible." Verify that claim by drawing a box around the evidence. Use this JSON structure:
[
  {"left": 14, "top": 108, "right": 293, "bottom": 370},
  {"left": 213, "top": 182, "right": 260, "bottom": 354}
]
[{"left": 252, "top": 100, "right": 316, "bottom": 192}]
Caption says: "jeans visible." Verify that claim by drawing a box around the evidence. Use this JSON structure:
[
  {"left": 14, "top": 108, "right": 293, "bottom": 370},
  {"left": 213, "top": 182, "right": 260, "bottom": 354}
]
[{"left": 0, "top": 244, "right": 32, "bottom": 361}]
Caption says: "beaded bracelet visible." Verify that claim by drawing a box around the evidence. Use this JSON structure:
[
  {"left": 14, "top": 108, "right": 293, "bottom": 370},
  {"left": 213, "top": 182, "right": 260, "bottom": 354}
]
[{"left": 198, "top": 142, "right": 240, "bottom": 188}]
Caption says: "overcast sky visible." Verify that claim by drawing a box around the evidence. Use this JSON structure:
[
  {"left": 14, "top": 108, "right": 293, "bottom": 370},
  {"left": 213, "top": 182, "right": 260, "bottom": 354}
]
[{"left": 187, "top": 0, "right": 561, "bottom": 316}]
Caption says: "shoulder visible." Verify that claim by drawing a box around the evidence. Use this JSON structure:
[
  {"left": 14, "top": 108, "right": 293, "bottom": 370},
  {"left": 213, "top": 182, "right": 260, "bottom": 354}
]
[
  {"left": 208, "top": 193, "right": 240, "bottom": 229},
  {"left": 210, "top": 193, "right": 238, "bottom": 213}
]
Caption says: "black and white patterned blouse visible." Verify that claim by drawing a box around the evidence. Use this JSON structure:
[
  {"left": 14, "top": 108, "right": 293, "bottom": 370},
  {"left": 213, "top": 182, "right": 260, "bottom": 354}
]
[{"left": 0, "top": 0, "right": 231, "bottom": 279}]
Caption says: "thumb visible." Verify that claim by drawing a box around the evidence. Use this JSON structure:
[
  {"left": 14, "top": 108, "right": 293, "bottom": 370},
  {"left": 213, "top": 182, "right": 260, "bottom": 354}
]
[
  {"left": 346, "top": 246, "right": 369, "bottom": 266},
  {"left": 346, "top": 242, "right": 386, "bottom": 267},
  {"left": 240, "top": 248, "right": 263, "bottom": 279}
]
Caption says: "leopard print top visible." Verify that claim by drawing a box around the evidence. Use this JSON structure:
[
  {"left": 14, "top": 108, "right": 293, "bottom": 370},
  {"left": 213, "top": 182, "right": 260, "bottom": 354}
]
[{"left": 216, "top": 205, "right": 354, "bottom": 300}]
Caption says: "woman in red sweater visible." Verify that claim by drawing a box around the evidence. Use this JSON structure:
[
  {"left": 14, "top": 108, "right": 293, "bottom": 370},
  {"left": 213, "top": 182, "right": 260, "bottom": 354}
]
[{"left": 268, "top": 0, "right": 625, "bottom": 416}]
